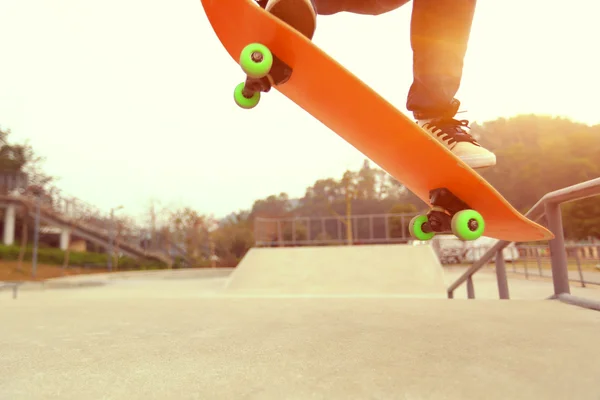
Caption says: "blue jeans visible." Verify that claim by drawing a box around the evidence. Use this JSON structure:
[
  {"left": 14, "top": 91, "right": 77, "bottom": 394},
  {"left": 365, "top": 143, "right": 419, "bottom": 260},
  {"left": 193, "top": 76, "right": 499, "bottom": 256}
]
[{"left": 314, "top": 0, "right": 477, "bottom": 119}]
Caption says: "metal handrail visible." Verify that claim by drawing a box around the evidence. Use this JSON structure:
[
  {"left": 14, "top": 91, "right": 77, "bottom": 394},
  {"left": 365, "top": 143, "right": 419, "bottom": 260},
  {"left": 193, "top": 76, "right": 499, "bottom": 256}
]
[{"left": 447, "top": 177, "right": 600, "bottom": 310}]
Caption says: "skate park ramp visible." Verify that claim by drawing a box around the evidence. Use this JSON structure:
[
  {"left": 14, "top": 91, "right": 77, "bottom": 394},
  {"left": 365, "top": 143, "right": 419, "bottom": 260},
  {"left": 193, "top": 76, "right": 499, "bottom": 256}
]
[{"left": 224, "top": 244, "right": 445, "bottom": 297}]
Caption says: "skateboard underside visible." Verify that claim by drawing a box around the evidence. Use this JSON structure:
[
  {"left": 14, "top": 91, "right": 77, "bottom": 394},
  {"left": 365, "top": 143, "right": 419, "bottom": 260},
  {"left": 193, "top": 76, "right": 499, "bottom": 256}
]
[
  {"left": 201, "top": 0, "right": 555, "bottom": 243},
  {"left": 233, "top": 42, "right": 488, "bottom": 241}
]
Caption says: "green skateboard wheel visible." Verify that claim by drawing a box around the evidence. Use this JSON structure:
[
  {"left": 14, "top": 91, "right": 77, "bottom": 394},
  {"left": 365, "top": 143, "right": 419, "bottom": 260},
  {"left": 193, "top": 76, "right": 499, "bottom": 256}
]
[
  {"left": 409, "top": 215, "right": 435, "bottom": 241},
  {"left": 451, "top": 210, "right": 485, "bottom": 241},
  {"left": 239, "top": 43, "right": 273, "bottom": 79},
  {"left": 233, "top": 82, "right": 260, "bottom": 109}
]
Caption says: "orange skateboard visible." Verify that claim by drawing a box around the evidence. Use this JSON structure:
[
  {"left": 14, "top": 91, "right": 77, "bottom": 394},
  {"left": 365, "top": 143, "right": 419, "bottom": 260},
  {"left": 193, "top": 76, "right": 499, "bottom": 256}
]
[{"left": 200, "top": 0, "right": 554, "bottom": 243}]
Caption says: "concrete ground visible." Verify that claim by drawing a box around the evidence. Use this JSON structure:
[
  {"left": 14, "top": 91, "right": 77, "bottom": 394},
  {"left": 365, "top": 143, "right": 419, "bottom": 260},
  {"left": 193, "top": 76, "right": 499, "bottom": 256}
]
[{"left": 2, "top": 245, "right": 600, "bottom": 400}]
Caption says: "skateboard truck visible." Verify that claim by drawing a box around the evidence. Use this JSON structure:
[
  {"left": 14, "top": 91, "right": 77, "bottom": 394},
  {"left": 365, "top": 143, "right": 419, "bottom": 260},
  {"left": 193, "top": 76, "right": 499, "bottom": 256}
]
[
  {"left": 409, "top": 188, "right": 486, "bottom": 241},
  {"left": 233, "top": 43, "right": 292, "bottom": 109}
]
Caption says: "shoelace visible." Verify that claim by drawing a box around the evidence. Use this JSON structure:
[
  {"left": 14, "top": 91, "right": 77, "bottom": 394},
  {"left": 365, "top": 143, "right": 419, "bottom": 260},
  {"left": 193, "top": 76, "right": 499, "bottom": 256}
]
[{"left": 424, "top": 118, "right": 477, "bottom": 145}]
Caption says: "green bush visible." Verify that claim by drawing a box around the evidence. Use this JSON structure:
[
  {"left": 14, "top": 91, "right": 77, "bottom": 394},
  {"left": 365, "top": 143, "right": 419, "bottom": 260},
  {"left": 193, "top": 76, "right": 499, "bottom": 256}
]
[{"left": 0, "top": 244, "right": 167, "bottom": 270}]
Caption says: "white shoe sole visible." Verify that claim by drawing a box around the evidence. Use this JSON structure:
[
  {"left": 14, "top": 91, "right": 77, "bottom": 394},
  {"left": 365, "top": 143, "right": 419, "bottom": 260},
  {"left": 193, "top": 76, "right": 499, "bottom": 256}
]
[{"left": 458, "top": 153, "right": 497, "bottom": 169}]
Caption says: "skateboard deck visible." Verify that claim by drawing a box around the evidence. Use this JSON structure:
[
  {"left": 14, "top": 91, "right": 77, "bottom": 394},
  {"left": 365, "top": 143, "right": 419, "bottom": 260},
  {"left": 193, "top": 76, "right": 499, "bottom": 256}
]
[{"left": 200, "top": 0, "right": 554, "bottom": 243}]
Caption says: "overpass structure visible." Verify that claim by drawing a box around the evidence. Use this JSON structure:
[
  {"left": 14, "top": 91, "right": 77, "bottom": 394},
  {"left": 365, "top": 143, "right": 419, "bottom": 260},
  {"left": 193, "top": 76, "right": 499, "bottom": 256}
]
[{"left": 0, "top": 192, "right": 172, "bottom": 265}]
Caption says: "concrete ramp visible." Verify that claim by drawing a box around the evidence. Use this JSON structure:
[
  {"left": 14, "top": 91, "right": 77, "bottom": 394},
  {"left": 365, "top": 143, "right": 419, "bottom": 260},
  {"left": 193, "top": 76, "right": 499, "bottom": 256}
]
[{"left": 224, "top": 244, "right": 445, "bottom": 297}]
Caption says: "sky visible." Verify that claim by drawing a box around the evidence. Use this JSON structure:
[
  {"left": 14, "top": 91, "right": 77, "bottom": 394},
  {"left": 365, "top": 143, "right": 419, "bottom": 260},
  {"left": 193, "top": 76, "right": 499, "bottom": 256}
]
[{"left": 1, "top": 0, "right": 599, "bottom": 223}]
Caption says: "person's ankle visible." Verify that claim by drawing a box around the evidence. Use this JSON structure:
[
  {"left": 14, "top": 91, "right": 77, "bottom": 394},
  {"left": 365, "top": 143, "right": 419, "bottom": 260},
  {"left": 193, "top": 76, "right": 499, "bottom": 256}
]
[{"left": 412, "top": 98, "right": 461, "bottom": 121}]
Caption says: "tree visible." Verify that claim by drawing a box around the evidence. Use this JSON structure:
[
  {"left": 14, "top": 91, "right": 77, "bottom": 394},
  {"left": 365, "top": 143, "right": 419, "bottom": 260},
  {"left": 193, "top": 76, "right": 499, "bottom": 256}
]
[
  {"left": 562, "top": 197, "right": 600, "bottom": 240},
  {"left": 0, "top": 126, "right": 54, "bottom": 191},
  {"left": 356, "top": 159, "right": 377, "bottom": 200},
  {"left": 475, "top": 115, "right": 600, "bottom": 214},
  {"left": 388, "top": 203, "right": 418, "bottom": 239},
  {"left": 212, "top": 213, "right": 254, "bottom": 266},
  {"left": 249, "top": 193, "right": 293, "bottom": 219}
]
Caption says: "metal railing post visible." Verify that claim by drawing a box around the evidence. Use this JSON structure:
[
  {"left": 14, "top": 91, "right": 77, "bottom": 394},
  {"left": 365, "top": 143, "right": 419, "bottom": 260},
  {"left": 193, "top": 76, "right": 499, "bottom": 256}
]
[
  {"left": 545, "top": 202, "right": 571, "bottom": 295},
  {"left": 32, "top": 195, "right": 41, "bottom": 279},
  {"left": 466, "top": 276, "right": 475, "bottom": 299},
  {"left": 495, "top": 250, "right": 510, "bottom": 299}
]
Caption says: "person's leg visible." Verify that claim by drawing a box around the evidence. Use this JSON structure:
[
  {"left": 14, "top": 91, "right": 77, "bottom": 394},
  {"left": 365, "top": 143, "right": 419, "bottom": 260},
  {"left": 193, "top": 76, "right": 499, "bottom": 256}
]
[
  {"left": 315, "top": 0, "right": 409, "bottom": 16},
  {"left": 406, "top": 0, "right": 474, "bottom": 118},
  {"left": 262, "top": 0, "right": 318, "bottom": 39},
  {"left": 407, "top": 0, "right": 496, "bottom": 169},
  {"left": 260, "top": 0, "right": 495, "bottom": 169},
  {"left": 261, "top": 0, "right": 410, "bottom": 38}
]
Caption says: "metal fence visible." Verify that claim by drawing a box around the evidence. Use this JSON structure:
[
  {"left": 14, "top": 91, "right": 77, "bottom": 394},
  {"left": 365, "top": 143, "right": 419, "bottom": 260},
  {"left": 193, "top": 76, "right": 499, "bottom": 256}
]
[
  {"left": 254, "top": 213, "right": 418, "bottom": 246},
  {"left": 509, "top": 243, "right": 600, "bottom": 287}
]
